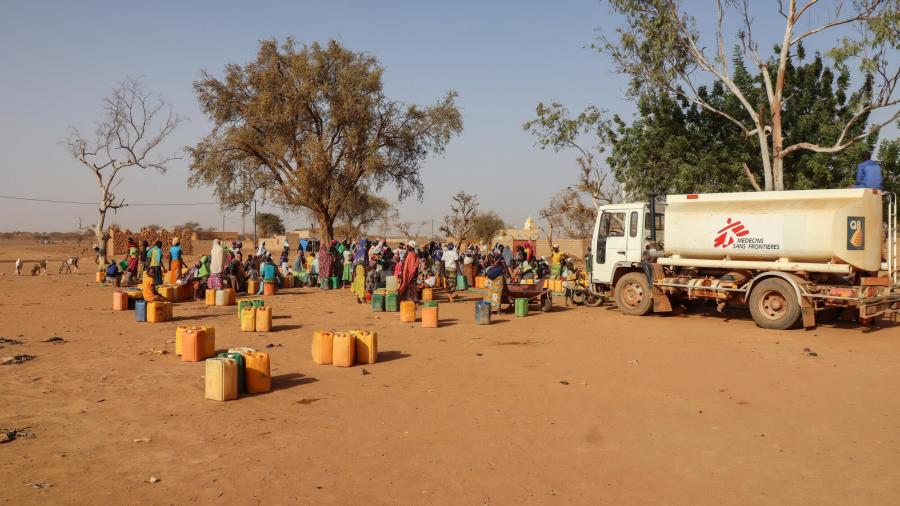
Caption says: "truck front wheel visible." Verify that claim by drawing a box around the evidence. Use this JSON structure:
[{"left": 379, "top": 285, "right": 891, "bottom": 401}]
[
  {"left": 748, "top": 278, "right": 801, "bottom": 330},
  {"left": 614, "top": 272, "right": 653, "bottom": 316}
]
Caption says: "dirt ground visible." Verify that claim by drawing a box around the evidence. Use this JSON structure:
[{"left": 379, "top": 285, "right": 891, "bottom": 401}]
[{"left": 1, "top": 239, "right": 899, "bottom": 505}]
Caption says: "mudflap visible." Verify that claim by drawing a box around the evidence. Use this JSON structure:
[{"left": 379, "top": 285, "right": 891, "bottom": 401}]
[
  {"left": 800, "top": 296, "right": 816, "bottom": 329},
  {"left": 649, "top": 263, "right": 672, "bottom": 313}
]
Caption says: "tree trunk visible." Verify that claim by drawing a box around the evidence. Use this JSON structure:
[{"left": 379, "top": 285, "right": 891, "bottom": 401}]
[
  {"left": 93, "top": 208, "right": 108, "bottom": 269},
  {"left": 316, "top": 210, "right": 335, "bottom": 245}
]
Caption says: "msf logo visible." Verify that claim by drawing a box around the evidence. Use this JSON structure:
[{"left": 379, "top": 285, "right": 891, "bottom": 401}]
[{"left": 714, "top": 218, "right": 749, "bottom": 248}]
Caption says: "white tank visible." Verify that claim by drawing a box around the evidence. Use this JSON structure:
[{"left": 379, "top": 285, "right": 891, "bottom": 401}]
[{"left": 663, "top": 189, "right": 883, "bottom": 272}]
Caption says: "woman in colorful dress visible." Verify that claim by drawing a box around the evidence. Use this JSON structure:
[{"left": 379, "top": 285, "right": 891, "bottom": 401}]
[
  {"left": 316, "top": 243, "right": 333, "bottom": 289},
  {"left": 397, "top": 241, "right": 420, "bottom": 302}
]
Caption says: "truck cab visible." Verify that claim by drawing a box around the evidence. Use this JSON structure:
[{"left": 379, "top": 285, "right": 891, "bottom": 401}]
[{"left": 591, "top": 202, "right": 665, "bottom": 287}]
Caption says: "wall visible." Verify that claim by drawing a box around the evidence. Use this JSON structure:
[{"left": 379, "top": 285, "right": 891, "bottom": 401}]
[
  {"left": 534, "top": 239, "right": 587, "bottom": 259},
  {"left": 107, "top": 228, "right": 193, "bottom": 256}
]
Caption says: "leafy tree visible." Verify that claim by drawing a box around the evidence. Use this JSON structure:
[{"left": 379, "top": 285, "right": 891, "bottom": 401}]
[
  {"left": 608, "top": 49, "right": 882, "bottom": 198},
  {"left": 471, "top": 211, "right": 507, "bottom": 244},
  {"left": 599, "top": 0, "right": 899, "bottom": 191},
  {"left": 188, "top": 38, "right": 462, "bottom": 243},
  {"left": 65, "top": 77, "right": 182, "bottom": 265},
  {"left": 439, "top": 191, "right": 479, "bottom": 243},
  {"left": 524, "top": 103, "right": 620, "bottom": 206},
  {"left": 255, "top": 212, "right": 285, "bottom": 236},
  {"left": 335, "top": 193, "right": 394, "bottom": 240},
  {"left": 878, "top": 138, "right": 900, "bottom": 195}
]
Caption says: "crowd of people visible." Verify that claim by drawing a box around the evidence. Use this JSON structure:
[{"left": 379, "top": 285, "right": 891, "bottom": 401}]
[{"left": 100, "top": 235, "right": 589, "bottom": 310}]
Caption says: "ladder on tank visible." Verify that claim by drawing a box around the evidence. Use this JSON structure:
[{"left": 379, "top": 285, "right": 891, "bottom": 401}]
[{"left": 887, "top": 192, "right": 898, "bottom": 287}]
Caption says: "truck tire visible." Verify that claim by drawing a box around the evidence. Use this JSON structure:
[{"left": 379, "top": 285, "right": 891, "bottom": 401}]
[
  {"left": 614, "top": 272, "right": 653, "bottom": 316},
  {"left": 748, "top": 278, "right": 801, "bottom": 330}
]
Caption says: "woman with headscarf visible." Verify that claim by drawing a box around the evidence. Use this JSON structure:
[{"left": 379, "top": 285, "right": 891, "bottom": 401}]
[
  {"left": 328, "top": 240, "right": 342, "bottom": 287},
  {"left": 350, "top": 238, "right": 368, "bottom": 301},
  {"left": 483, "top": 249, "right": 509, "bottom": 312},
  {"left": 317, "top": 243, "right": 333, "bottom": 289},
  {"left": 207, "top": 239, "right": 225, "bottom": 290},
  {"left": 398, "top": 240, "right": 420, "bottom": 302},
  {"left": 168, "top": 237, "right": 183, "bottom": 284}
]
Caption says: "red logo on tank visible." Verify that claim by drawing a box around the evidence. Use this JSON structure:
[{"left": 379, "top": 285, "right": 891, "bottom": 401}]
[{"left": 714, "top": 218, "right": 750, "bottom": 248}]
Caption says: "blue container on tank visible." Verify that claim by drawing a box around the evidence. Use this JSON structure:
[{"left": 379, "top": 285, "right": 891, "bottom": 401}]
[
  {"left": 475, "top": 301, "right": 491, "bottom": 325},
  {"left": 134, "top": 299, "right": 147, "bottom": 322}
]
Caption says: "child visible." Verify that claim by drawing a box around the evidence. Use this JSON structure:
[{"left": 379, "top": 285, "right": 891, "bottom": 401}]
[
  {"left": 256, "top": 257, "right": 278, "bottom": 295},
  {"left": 561, "top": 258, "right": 578, "bottom": 306},
  {"left": 105, "top": 259, "right": 120, "bottom": 286},
  {"left": 141, "top": 267, "right": 165, "bottom": 302},
  {"left": 14, "top": 258, "right": 22, "bottom": 276}
]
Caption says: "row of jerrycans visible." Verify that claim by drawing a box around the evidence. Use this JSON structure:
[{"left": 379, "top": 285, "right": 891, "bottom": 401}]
[
  {"left": 112, "top": 290, "right": 142, "bottom": 311},
  {"left": 398, "top": 300, "right": 439, "bottom": 327},
  {"left": 205, "top": 288, "right": 237, "bottom": 306},
  {"left": 311, "top": 330, "right": 377, "bottom": 367},
  {"left": 205, "top": 347, "right": 271, "bottom": 401},
  {"left": 240, "top": 306, "right": 273, "bottom": 332},
  {"left": 175, "top": 326, "right": 216, "bottom": 362},
  {"left": 135, "top": 300, "right": 173, "bottom": 323}
]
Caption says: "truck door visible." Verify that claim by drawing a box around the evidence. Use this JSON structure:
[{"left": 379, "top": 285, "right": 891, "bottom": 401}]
[{"left": 593, "top": 210, "right": 627, "bottom": 283}]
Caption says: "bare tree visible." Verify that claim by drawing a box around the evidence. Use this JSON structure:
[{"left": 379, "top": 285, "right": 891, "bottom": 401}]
[
  {"left": 602, "top": 0, "right": 900, "bottom": 190},
  {"left": 66, "top": 77, "right": 182, "bottom": 265},
  {"left": 538, "top": 190, "right": 593, "bottom": 250},
  {"left": 439, "top": 191, "right": 479, "bottom": 243},
  {"left": 396, "top": 219, "right": 427, "bottom": 241}
]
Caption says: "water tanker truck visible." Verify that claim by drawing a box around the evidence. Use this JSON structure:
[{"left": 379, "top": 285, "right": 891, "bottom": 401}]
[{"left": 589, "top": 188, "right": 899, "bottom": 329}]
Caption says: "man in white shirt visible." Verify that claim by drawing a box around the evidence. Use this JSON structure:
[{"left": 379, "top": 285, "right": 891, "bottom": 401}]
[{"left": 442, "top": 242, "right": 460, "bottom": 301}]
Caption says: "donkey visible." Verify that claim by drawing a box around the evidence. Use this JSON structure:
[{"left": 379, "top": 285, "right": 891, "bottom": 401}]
[{"left": 58, "top": 256, "right": 79, "bottom": 274}]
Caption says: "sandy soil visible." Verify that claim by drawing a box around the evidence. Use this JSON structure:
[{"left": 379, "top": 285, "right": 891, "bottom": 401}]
[{"left": 1, "top": 239, "right": 900, "bottom": 505}]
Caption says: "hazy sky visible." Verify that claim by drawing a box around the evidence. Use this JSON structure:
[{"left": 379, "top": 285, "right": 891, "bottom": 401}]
[{"left": 0, "top": 1, "right": 892, "bottom": 233}]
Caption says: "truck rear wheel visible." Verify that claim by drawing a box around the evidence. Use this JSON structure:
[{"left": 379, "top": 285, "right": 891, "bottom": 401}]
[
  {"left": 748, "top": 278, "right": 801, "bottom": 330},
  {"left": 614, "top": 272, "right": 653, "bottom": 316}
]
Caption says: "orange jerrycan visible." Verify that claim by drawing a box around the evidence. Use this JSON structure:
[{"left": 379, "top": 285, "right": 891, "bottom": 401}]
[
  {"left": 175, "top": 325, "right": 190, "bottom": 356},
  {"left": 354, "top": 331, "right": 378, "bottom": 364},
  {"left": 205, "top": 289, "right": 216, "bottom": 305},
  {"left": 202, "top": 326, "right": 216, "bottom": 358},
  {"left": 399, "top": 301, "right": 416, "bottom": 323},
  {"left": 181, "top": 327, "right": 207, "bottom": 362},
  {"left": 95, "top": 271, "right": 104, "bottom": 283},
  {"left": 157, "top": 285, "right": 176, "bottom": 301},
  {"left": 112, "top": 291, "right": 129, "bottom": 311},
  {"left": 311, "top": 331, "right": 334, "bottom": 365},
  {"left": 245, "top": 351, "right": 272, "bottom": 393},
  {"left": 147, "top": 301, "right": 167, "bottom": 323},
  {"left": 263, "top": 282, "right": 276, "bottom": 296},
  {"left": 256, "top": 306, "right": 273, "bottom": 332},
  {"left": 205, "top": 358, "right": 238, "bottom": 401},
  {"left": 421, "top": 305, "right": 439, "bottom": 328},
  {"left": 332, "top": 332, "right": 355, "bottom": 367},
  {"left": 162, "top": 301, "right": 173, "bottom": 321},
  {"left": 240, "top": 307, "right": 256, "bottom": 332}
]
